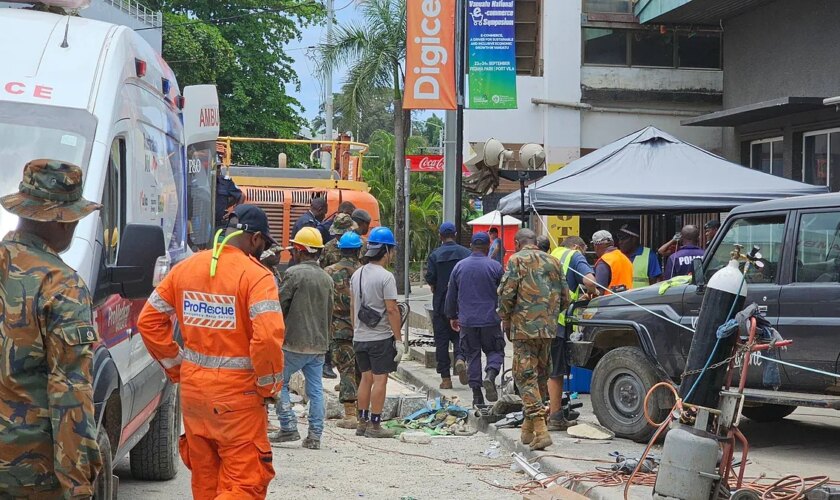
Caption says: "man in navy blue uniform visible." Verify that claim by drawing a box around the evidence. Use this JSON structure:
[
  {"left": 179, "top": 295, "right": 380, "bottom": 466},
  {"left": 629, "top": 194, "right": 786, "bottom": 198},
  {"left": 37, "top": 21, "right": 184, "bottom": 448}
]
[
  {"left": 444, "top": 232, "right": 505, "bottom": 406},
  {"left": 664, "top": 225, "right": 705, "bottom": 279},
  {"left": 424, "top": 222, "right": 471, "bottom": 389}
]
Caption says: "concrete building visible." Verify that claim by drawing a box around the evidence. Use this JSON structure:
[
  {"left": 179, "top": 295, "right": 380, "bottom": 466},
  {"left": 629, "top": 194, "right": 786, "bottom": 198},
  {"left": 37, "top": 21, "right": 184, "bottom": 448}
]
[
  {"left": 1, "top": 0, "right": 161, "bottom": 52},
  {"left": 637, "top": 0, "right": 840, "bottom": 191},
  {"left": 465, "top": 0, "right": 724, "bottom": 175}
]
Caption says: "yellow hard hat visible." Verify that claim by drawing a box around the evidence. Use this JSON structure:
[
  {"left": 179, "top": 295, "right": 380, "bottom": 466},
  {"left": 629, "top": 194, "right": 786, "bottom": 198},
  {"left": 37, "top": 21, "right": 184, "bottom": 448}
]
[{"left": 289, "top": 226, "right": 324, "bottom": 252}]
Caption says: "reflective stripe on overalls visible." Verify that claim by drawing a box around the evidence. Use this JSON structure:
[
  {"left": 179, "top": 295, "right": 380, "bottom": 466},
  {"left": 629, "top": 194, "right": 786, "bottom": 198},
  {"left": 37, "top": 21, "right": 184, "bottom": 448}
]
[
  {"left": 554, "top": 248, "right": 579, "bottom": 327},
  {"left": 632, "top": 247, "right": 651, "bottom": 289}
]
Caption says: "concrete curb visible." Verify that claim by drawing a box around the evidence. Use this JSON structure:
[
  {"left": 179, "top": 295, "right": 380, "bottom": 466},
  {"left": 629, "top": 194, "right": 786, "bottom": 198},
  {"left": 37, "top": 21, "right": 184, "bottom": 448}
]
[{"left": 396, "top": 359, "right": 651, "bottom": 500}]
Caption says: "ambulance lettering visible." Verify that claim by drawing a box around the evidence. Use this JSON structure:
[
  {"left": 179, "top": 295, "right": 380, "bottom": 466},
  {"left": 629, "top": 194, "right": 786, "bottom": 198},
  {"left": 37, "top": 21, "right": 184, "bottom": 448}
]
[{"left": 182, "top": 291, "right": 236, "bottom": 329}]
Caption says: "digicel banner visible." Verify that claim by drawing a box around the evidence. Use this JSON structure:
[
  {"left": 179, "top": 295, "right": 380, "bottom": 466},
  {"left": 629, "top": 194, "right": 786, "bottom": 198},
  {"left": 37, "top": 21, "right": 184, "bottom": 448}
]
[
  {"left": 404, "top": 0, "right": 457, "bottom": 110},
  {"left": 406, "top": 155, "right": 469, "bottom": 174}
]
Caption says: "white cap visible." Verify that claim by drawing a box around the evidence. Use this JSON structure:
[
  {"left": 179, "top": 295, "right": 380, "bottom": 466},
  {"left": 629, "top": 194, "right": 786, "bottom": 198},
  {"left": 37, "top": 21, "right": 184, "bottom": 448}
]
[{"left": 591, "top": 230, "right": 613, "bottom": 244}]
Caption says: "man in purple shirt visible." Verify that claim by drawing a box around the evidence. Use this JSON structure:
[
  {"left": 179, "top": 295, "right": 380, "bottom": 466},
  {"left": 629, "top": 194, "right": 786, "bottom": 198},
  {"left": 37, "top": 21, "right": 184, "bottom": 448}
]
[
  {"left": 664, "top": 225, "right": 705, "bottom": 279},
  {"left": 445, "top": 232, "right": 505, "bottom": 406}
]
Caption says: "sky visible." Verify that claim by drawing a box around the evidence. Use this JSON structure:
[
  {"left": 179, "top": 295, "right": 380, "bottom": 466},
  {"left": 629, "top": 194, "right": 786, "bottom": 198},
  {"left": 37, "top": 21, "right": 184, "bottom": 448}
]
[
  {"left": 287, "top": 1, "right": 362, "bottom": 126},
  {"left": 287, "top": 1, "right": 431, "bottom": 135}
]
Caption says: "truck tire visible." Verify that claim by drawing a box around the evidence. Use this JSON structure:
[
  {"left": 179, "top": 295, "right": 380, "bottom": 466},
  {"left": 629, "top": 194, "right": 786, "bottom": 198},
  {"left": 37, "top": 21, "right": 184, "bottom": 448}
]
[
  {"left": 591, "top": 346, "right": 671, "bottom": 443},
  {"left": 94, "top": 427, "right": 116, "bottom": 499},
  {"left": 129, "top": 387, "right": 180, "bottom": 481},
  {"left": 741, "top": 404, "right": 796, "bottom": 422}
]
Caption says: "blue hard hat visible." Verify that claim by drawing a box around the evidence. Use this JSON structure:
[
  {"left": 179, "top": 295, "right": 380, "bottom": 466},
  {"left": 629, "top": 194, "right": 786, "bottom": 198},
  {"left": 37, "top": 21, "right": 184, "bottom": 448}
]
[
  {"left": 368, "top": 226, "right": 396, "bottom": 246},
  {"left": 337, "top": 231, "right": 363, "bottom": 249}
]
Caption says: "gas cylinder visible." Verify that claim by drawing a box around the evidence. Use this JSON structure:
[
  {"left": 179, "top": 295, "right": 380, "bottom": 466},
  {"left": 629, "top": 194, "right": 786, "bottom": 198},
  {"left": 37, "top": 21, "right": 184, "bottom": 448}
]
[
  {"left": 653, "top": 424, "right": 720, "bottom": 500},
  {"left": 679, "top": 259, "right": 746, "bottom": 409}
]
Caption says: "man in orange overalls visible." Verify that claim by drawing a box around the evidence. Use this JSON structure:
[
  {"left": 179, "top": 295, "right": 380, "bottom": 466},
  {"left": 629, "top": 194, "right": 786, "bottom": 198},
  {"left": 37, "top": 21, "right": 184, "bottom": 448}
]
[{"left": 137, "top": 204, "right": 285, "bottom": 500}]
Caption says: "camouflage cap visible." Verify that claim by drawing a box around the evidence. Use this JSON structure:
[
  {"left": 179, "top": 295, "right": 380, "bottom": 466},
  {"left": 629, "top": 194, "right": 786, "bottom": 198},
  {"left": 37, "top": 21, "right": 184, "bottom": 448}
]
[
  {"left": 0, "top": 159, "right": 100, "bottom": 223},
  {"left": 330, "top": 213, "right": 358, "bottom": 235}
]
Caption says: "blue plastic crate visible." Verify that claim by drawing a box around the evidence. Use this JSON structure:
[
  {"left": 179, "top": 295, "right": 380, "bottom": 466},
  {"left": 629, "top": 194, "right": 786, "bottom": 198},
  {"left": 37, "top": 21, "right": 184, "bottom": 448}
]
[{"left": 563, "top": 367, "right": 593, "bottom": 394}]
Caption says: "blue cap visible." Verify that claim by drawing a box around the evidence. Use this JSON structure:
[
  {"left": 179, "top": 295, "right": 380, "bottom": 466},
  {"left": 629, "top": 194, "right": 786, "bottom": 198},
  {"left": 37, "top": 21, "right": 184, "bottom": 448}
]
[
  {"left": 337, "top": 231, "right": 363, "bottom": 249},
  {"left": 439, "top": 221, "right": 456, "bottom": 235},
  {"left": 471, "top": 232, "right": 490, "bottom": 245}
]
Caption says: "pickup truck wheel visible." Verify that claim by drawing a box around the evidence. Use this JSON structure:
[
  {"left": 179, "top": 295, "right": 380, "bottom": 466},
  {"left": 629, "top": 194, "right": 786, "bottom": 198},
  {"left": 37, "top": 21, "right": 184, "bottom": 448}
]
[
  {"left": 129, "top": 387, "right": 180, "bottom": 481},
  {"left": 94, "top": 427, "right": 116, "bottom": 499},
  {"left": 591, "top": 346, "right": 670, "bottom": 443},
  {"left": 741, "top": 404, "right": 796, "bottom": 422}
]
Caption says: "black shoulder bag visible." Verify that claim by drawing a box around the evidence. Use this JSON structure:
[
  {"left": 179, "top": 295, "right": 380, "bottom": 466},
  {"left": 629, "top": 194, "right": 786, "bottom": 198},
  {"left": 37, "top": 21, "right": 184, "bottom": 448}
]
[{"left": 357, "top": 266, "right": 384, "bottom": 328}]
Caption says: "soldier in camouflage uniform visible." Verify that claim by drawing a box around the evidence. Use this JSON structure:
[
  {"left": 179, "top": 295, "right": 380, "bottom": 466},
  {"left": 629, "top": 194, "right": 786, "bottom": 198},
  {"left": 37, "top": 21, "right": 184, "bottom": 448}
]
[
  {"left": 352, "top": 208, "right": 371, "bottom": 262},
  {"left": 320, "top": 213, "right": 358, "bottom": 269},
  {"left": 0, "top": 160, "right": 103, "bottom": 498},
  {"left": 324, "top": 231, "right": 363, "bottom": 429},
  {"left": 498, "top": 228, "right": 569, "bottom": 451}
]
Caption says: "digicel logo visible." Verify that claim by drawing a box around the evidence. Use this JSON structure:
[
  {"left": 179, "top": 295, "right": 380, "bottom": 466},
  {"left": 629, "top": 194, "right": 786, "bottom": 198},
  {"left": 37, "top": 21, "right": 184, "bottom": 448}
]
[
  {"left": 198, "top": 107, "right": 219, "bottom": 127},
  {"left": 3, "top": 81, "right": 53, "bottom": 99},
  {"left": 410, "top": 0, "right": 449, "bottom": 100}
]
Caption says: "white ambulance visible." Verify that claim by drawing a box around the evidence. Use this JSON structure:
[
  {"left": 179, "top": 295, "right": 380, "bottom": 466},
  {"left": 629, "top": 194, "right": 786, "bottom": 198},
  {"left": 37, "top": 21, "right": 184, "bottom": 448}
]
[{"left": 0, "top": 4, "right": 219, "bottom": 497}]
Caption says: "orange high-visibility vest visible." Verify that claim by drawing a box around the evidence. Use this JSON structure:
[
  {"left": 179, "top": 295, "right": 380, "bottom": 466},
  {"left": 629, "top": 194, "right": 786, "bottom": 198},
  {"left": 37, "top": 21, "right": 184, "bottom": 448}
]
[{"left": 597, "top": 249, "right": 634, "bottom": 294}]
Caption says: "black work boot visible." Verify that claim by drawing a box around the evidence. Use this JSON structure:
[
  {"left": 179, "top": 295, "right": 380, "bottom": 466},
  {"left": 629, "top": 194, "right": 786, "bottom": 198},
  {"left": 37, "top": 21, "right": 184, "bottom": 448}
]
[
  {"left": 472, "top": 387, "right": 485, "bottom": 407},
  {"left": 322, "top": 355, "right": 337, "bottom": 379},
  {"left": 483, "top": 368, "right": 499, "bottom": 402}
]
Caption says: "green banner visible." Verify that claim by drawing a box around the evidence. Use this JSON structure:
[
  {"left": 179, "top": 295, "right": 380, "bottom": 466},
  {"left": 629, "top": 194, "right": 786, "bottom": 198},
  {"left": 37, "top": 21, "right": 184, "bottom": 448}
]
[{"left": 467, "top": 0, "right": 517, "bottom": 109}]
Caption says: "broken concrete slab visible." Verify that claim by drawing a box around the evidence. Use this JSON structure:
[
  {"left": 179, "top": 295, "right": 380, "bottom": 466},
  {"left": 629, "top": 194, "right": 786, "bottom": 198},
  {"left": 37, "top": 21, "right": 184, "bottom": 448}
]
[{"left": 567, "top": 422, "right": 615, "bottom": 441}]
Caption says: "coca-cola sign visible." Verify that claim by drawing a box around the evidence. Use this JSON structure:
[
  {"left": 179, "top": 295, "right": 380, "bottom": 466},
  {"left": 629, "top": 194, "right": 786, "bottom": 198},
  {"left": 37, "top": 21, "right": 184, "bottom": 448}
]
[{"left": 406, "top": 155, "right": 469, "bottom": 174}]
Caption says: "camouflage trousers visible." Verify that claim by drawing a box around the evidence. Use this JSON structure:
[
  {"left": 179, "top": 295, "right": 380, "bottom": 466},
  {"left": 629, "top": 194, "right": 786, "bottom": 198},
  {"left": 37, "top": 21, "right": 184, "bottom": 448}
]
[
  {"left": 330, "top": 339, "right": 359, "bottom": 403},
  {"left": 512, "top": 338, "right": 552, "bottom": 419}
]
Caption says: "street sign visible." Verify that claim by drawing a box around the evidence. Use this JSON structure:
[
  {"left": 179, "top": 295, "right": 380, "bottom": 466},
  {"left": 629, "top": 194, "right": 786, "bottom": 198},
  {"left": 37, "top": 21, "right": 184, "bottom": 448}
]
[{"left": 406, "top": 154, "right": 470, "bottom": 174}]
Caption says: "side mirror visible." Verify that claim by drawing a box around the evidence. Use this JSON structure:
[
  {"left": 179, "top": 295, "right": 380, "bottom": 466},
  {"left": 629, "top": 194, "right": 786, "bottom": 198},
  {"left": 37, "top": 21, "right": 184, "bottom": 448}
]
[
  {"left": 108, "top": 224, "right": 166, "bottom": 299},
  {"left": 692, "top": 258, "right": 706, "bottom": 291}
]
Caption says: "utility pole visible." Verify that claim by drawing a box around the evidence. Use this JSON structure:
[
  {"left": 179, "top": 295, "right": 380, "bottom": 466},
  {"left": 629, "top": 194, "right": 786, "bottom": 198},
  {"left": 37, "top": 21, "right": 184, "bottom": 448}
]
[
  {"left": 324, "top": 0, "right": 335, "bottom": 145},
  {"left": 454, "top": 0, "right": 466, "bottom": 235}
]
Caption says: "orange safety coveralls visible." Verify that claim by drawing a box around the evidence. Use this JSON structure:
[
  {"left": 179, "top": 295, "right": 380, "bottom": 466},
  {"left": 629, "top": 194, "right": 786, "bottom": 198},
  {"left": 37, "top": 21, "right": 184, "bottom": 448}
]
[{"left": 137, "top": 245, "right": 285, "bottom": 500}]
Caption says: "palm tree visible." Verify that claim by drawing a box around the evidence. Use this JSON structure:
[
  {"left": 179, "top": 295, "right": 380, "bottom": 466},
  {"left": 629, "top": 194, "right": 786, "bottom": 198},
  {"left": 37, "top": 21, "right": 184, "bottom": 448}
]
[{"left": 318, "top": 0, "right": 410, "bottom": 292}]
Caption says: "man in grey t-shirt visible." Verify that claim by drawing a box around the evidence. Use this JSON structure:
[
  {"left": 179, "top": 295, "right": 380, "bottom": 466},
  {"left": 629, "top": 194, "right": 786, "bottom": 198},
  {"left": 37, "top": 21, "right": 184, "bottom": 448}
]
[{"left": 350, "top": 227, "right": 402, "bottom": 439}]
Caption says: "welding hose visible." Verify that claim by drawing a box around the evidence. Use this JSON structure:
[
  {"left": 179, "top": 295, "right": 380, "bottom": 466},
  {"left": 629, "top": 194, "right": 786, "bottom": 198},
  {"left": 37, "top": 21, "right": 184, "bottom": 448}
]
[{"left": 643, "top": 382, "right": 680, "bottom": 427}]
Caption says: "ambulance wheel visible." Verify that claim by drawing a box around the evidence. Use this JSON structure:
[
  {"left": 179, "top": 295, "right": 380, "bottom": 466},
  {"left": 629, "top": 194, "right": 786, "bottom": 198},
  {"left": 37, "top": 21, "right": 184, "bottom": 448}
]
[
  {"left": 591, "top": 347, "right": 672, "bottom": 443},
  {"left": 94, "top": 428, "right": 116, "bottom": 500},
  {"left": 130, "top": 386, "right": 180, "bottom": 480},
  {"left": 741, "top": 404, "right": 796, "bottom": 422}
]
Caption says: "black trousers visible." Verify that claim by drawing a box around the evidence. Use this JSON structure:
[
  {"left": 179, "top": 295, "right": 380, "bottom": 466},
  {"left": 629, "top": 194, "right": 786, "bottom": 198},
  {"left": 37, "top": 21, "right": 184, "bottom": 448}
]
[{"left": 432, "top": 312, "right": 462, "bottom": 377}]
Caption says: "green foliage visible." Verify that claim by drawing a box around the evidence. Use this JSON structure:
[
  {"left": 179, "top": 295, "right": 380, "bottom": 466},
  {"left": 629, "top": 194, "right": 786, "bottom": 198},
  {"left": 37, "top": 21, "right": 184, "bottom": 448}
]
[
  {"left": 418, "top": 114, "right": 445, "bottom": 151},
  {"left": 158, "top": 1, "right": 324, "bottom": 166},
  {"left": 365, "top": 130, "right": 476, "bottom": 262},
  {"left": 311, "top": 89, "right": 395, "bottom": 143},
  {"left": 162, "top": 13, "right": 235, "bottom": 87}
]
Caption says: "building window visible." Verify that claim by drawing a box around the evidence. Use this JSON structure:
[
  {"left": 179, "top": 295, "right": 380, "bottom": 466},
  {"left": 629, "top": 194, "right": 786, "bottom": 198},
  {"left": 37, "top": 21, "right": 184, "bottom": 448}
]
[
  {"left": 750, "top": 137, "right": 783, "bottom": 177},
  {"left": 583, "top": 0, "right": 631, "bottom": 13},
  {"left": 677, "top": 32, "right": 722, "bottom": 69},
  {"left": 583, "top": 29, "right": 721, "bottom": 69},
  {"left": 515, "top": 0, "right": 542, "bottom": 75},
  {"left": 583, "top": 28, "right": 628, "bottom": 65},
  {"left": 631, "top": 30, "right": 674, "bottom": 67},
  {"left": 803, "top": 128, "right": 840, "bottom": 191}
]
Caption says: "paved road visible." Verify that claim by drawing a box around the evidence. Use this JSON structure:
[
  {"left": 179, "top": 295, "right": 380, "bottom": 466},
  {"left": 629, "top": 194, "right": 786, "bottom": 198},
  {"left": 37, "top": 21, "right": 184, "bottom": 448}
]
[{"left": 117, "top": 410, "right": 529, "bottom": 499}]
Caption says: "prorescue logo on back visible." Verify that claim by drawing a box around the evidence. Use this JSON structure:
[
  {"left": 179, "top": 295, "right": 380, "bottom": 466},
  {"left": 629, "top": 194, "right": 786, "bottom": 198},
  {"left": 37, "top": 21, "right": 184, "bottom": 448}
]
[{"left": 182, "top": 291, "right": 236, "bottom": 329}]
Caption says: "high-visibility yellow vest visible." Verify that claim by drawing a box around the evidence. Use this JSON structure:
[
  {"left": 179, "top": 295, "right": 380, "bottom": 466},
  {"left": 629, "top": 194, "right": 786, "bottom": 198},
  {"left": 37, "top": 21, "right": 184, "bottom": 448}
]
[
  {"left": 551, "top": 247, "right": 578, "bottom": 326},
  {"left": 631, "top": 247, "right": 651, "bottom": 289}
]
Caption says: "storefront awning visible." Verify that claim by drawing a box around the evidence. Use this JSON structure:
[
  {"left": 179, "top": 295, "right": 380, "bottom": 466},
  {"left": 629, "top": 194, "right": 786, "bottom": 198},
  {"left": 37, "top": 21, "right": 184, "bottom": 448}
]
[{"left": 681, "top": 97, "right": 827, "bottom": 127}]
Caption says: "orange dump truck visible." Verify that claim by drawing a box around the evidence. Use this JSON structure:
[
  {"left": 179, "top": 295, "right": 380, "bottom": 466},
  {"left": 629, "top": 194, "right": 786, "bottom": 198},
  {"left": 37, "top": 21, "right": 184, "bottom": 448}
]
[{"left": 218, "top": 137, "right": 381, "bottom": 264}]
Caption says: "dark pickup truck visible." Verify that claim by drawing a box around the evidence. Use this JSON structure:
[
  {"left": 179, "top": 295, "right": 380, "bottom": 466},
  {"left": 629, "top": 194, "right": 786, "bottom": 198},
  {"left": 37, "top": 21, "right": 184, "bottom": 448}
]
[{"left": 568, "top": 192, "right": 840, "bottom": 442}]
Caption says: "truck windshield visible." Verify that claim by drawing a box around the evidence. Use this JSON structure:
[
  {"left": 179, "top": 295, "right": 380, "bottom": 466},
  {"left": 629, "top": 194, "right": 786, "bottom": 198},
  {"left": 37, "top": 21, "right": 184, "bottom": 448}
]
[{"left": 0, "top": 102, "right": 97, "bottom": 236}]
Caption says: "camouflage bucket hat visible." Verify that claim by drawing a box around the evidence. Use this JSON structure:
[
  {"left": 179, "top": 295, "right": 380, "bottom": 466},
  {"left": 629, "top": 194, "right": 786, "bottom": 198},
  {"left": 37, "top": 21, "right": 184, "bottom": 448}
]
[
  {"left": 330, "top": 213, "right": 358, "bottom": 235},
  {"left": 0, "top": 159, "right": 101, "bottom": 222}
]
